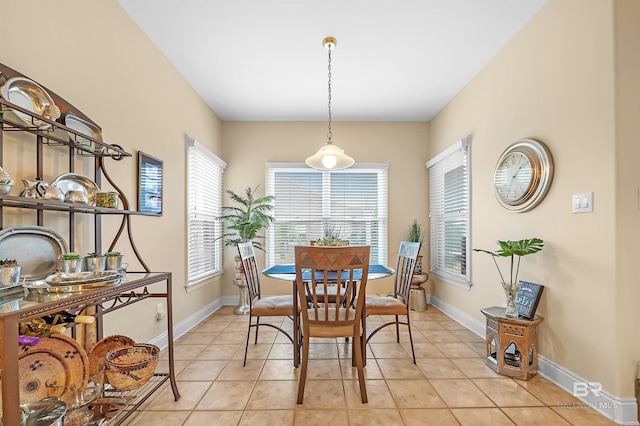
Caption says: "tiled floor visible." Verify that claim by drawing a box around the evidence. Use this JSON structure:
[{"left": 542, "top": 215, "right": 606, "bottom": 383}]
[{"left": 123, "top": 305, "right": 615, "bottom": 425}]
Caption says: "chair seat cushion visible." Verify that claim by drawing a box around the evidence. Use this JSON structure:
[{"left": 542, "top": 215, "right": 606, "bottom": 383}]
[
  {"left": 252, "top": 295, "right": 295, "bottom": 316},
  {"left": 306, "top": 308, "right": 363, "bottom": 338},
  {"left": 365, "top": 295, "right": 407, "bottom": 315}
]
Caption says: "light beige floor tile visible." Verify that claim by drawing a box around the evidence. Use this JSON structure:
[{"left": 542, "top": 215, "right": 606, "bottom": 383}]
[
  {"left": 449, "top": 330, "right": 485, "bottom": 343},
  {"left": 195, "top": 344, "right": 239, "bottom": 360},
  {"left": 386, "top": 379, "right": 446, "bottom": 408},
  {"left": 377, "top": 359, "right": 425, "bottom": 379},
  {"left": 340, "top": 358, "right": 384, "bottom": 380},
  {"left": 176, "top": 332, "right": 218, "bottom": 345},
  {"left": 239, "top": 410, "right": 294, "bottom": 425},
  {"left": 176, "top": 360, "right": 227, "bottom": 381},
  {"left": 344, "top": 379, "right": 395, "bottom": 408},
  {"left": 155, "top": 359, "right": 189, "bottom": 375},
  {"left": 196, "top": 381, "right": 255, "bottom": 410},
  {"left": 215, "top": 306, "right": 238, "bottom": 315},
  {"left": 369, "top": 342, "right": 411, "bottom": 359},
  {"left": 308, "top": 343, "right": 339, "bottom": 358},
  {"left": 348, "top": 408, "right": 404, "bottom": 426},
  {"left": 301, "top": 359, "right": 343, "bottom": 380},
  {"left": 217, "top": 359, "right": 264, "bottom": 381},
  {"left": 399, "top": 329, "right": 431, "bottom": 343},
  {"left": 408, "top": 342, "right": 446, "bottom": 359},
  {"left": 416, "top": 358, "right": 466, "bottom": 379},
  {"left": 224, "top": 322, "right": 251, "bottom": 332},
  {"left": 366, "top": 329, "right": 399, "bottom": 343},
  {"left": 212, "top": 331, "right": 247, "bottom": 344},
  {"left": 245, "top": 380, "right": 298, "bottom": 410},
  {"left": 259, "top": 359, "right": 300, "bottom": 380},
  {"left": 248, "top": 328, "right": 279, "bottom": 343},
  {"left": 451, "top": 358, "right": 502, "bottom": 378},
  {"left": 144, "top": 381, "right": 211, "bottom": 411},
  {"left": 206, "top": 314, "right": 236, "bottom": 323},
  {"left": 429, "top": 379, "right": 495, "bottom": 408},
  {"left": 423, "top": 330, "right": 461, "bottom": 343},
  {"left": 400, "top": 408, "right": 460, "bottom": 426},
  {"left": 512, "top": 375, "right": 579, "bottom": 406},
  {"left": 275, "top": 331, "right": 295, "bottom": 343},
  {"left": 161, "top": 344, "right": 207, "bottom": 361},
  {"left": 338, "top": 341, "right": 375, "bottom": 360},
  {"left": 294, "top": 409, "right": 350, "bottom": 426},
  {"left": 465, "top": 342, "right": 487, "bottom": 357},
  {"left": 231, "top": 342, "right": 272, "bottom": 360},
  {"left": 126, "top": 410, "right": 191, "bottom": 425},
  {"left": 412, "top": 320, "right": 446, "bottom": 331},
  {"left": 552, "top": 405, "right": 618, "bottom": 425},
  {"left": 501, "top": 407, "right": 571, "bottom": 425},
  {"left": 268, "top": 343, "right": 296, "bottom": 360},
  {"left": 472, "top": 378, "right": 544, "bottom": 407},
  {"left": 434, "top": 342, "right": 481, "bottom": 358},
  {"left": 192, "top": 322, "right": 231, "bottom": 333},
  {"left": 184, "top": 410, "right": 242, "bottom": 426},
  {"left": 298, "top": 379, "right": 346, "bottom": 409},
  {"left": 451, "top": 407, "right": 516, "bottom": 425},
  {"left": 439, "top": 319, "right": 473, "bottom": 331}
]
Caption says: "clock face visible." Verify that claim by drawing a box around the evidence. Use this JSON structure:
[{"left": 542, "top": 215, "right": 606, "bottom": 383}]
[{"left": 493, "top": 139, "right": 553, "bottom": 212}]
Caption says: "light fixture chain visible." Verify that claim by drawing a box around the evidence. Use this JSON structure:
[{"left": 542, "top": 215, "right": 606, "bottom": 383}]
[{"left": 327, "top": 47, "right": 332, "bottom": 142}]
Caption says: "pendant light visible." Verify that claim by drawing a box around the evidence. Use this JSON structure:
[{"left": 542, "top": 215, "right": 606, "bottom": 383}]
[{"left": 305, "top": 37, "right": 355, "bottom": 171}]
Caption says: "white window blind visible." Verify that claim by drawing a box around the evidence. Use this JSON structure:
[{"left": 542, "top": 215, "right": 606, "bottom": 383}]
[
  {"left": 265, "top": 162, "right": 388, "bottom": 267},
  {"left": 186, "top": 137, "right": 226, "bottom": 285},
  {"left": 426, "top": 136, "right": 471, "bottom": 289}
]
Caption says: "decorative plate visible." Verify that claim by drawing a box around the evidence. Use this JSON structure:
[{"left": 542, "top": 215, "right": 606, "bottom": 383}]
[
  {"left": 0, "top": 76, "right": 61, "bottom": 129},
  {"left": 25, "top": 334, "right": 90, "bottom": 384},
  {"left": 18, "top": 349, "right": 69, "bottom": 403},
  {"left": 0, "top": 225, "right": 68, "bottom": 282},
  {"left": 60, "top": 112, "right": 104, "bottom": 154},
  {"left": 51, "top": 173, "right": 100, "bottom": 206},
  {"left": 89, "top": 335, "right": 136, "bottom": 378}
]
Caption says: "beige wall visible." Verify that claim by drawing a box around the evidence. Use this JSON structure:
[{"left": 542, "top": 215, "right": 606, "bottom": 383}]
[
  {"left": 221, "top": 121, "right": 429, "bottom": 296},
  {"left": 614, "top": 0, "right": 640, "bottom": 397},
  {"left": 1, "top": 0, "right": 224, "bottom": 342},
  {"left": 430, "top": 0, "right": 638, "bottom": 397}
]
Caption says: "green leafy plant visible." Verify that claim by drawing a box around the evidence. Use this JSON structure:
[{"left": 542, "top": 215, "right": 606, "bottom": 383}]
[
  {"left": 473, "top": 238, "right": 544, "bottom": 284},
  {"left": 85, "top": 252, "right": 103, "bottom": 258},
  {"left": 105, "top": 251, "right": 121, "bottom": 257},
  {"left": 0, "top": 258, "right": 18, "bottom": 267},
  {"left": 314, "top": 225, "right": 348, "bottom": 247},
  {"left": 0, "top": 178, "right": 13, "bottom": 185},
  {"left": 217, "top": 185, "right": 275, "bottom": 251},
  {"left": 406, "top": 220, "right": 426, "bottom": 244},
  {"left": 61, "top": 253, "right": 81, "bottom": 260}
]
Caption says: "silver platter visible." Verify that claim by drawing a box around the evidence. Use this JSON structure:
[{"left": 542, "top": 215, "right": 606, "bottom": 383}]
[
  {"left": 24, "top": 278, "right": 122, "bottom": 294},
  {"left": 0, "top": 76, "right": 60, "bottom": 129},
  {"left": 46, "top": 270, "right": 123, "bottom": 286},
  {"left": 60, "top": 112, "right": 104, "bottom": 154},
  {"left": 52, "top": 173, "right": 100, "bottom": 206},
  {"left": 0, "top": 226, "right": 68, "bottom": 282}
]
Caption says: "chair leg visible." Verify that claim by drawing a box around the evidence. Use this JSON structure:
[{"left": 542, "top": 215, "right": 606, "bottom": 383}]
[
  {"left": 243, "top": 315, "right": 252, "bottom": 367},
  {"left": 297, "top": 335, "right": 310, "bottom": 404},
  {"left": 406, "top": 313, "right": 416, "bottom": 364},
  {"left": 395, "top": 315, "right": 400, "bottom": 343},
  {"left": 353, "top": 331, "right": 368, "bottom": 403},
  {"left": 254, "top": 316, "right": 260, "bottom": 344}
]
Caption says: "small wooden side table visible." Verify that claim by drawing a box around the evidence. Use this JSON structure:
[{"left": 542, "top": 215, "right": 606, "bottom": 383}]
[
  {"left": 481, "top": 306, "right": 544, "bottom": 380},
  {"left": 409, "top": 273, "right": 429, "bottom": 311}
]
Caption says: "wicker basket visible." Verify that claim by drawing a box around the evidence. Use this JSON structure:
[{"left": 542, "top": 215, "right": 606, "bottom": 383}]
[{"left": 104, "top": 344, "right": 159, "bottom": 391}]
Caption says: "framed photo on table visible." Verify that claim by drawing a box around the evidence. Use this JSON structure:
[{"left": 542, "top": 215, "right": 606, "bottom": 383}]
[{"left": 137, "top": 151, "right": 163, "bottom": 215}]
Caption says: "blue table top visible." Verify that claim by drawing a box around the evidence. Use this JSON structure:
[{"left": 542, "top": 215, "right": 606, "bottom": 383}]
[{"left": 262, "top": 264, "right": 394, "bottom": 281}]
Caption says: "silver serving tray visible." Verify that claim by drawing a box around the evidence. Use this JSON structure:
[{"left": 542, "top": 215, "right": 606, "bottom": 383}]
[
  {"left": 0, "top": 226, "right": 68, "bottom": 282},
  {"left": 0, "top": 76, "right": 60, "bottom": 129},
  {"left": 24, "top": 279, "right": 121, "bottom": 294},
  {"left": 60, "top": 112, "right": 104, "bottom": 154},
  {"left": 52, "top": 172, "right": 100, "bottom": 206},
  {"left": 46, "top": 270, "right": 123, "bottom": 286}
]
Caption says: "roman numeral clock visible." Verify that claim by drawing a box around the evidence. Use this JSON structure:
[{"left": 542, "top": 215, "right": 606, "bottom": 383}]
[{"left": 493, "top": 139, "right": 554, "bottom": 212}]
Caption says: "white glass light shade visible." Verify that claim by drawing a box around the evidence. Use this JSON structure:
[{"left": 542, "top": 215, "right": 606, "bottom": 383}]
[{"left": 305, "top": 142, "right": 355, "bottom": 170}]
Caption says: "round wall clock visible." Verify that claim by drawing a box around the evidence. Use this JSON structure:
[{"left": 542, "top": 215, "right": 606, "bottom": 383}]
[{"left": 493, "top": 138, "right": 553, "bottom": 212}]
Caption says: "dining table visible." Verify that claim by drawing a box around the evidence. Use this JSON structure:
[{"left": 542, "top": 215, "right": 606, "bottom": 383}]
[{"left": 262, "top": 263, "right": 394, "bottom": 366}]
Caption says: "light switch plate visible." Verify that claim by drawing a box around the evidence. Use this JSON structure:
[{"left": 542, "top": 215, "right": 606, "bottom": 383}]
[{"left": 572, "top": 192, "right": 593, "bottom": 213}]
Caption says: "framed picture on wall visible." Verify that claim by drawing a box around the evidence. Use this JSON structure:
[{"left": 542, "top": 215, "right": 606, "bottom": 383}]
[{"left": 137, "top": 151, "right": 163, "bottom": 215}]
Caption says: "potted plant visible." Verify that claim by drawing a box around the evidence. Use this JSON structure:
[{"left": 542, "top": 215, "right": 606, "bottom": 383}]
[
  {"left": 105, "top": 251, "right": 124, "bottom": 271},
  {"left": 473, "top": 238, "right": 544, "bottom": 318},
  {"left": 0, "top": 258, "right": 21, "bottom": 287},
  {"left": 217, "top": 185, "right": 275, "bottom": 280},
  {"left": 58, "top": 252, "right": 83, "bottom": 273},
  {"left": 84, "top": 252, "right": 106, "bottom": 273},
  {"left": 406, "top": 220, "right": 426, "bottom": 273},
  {"left": 313, "top": 225, "right": 348, "bottom": 247}
]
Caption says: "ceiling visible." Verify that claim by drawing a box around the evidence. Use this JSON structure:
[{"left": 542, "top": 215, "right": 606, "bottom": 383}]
[{"left": 117, "top": 0, "right": 547, "bottom": 122}]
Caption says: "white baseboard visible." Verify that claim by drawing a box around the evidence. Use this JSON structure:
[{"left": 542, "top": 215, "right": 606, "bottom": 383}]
[{"left": 429, "top": 295, "right": 639, "bottom": 425}]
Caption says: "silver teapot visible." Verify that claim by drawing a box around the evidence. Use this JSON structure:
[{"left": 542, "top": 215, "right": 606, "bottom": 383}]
[
  {"left": 43, "top": 183, "right": 64, "bottom": 201},
  {"left": 20, "top": 178, "right": 47, "bottom": 198}
]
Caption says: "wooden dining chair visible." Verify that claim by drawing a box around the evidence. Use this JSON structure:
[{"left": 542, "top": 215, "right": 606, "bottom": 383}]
[
  {"left": 294, "top": 245, "right": 370, "bottom": 404},
  {"left": 364, "top": 241, "right": 420, "bottom": 364},
  {"left": 238, "top": 242, "right": 299, "bottom": 367}
]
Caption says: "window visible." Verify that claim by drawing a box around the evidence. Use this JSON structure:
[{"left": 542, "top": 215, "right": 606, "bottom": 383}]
[
  {"left": 426, "top": 136, "right": 471, "bottom": 289},
  {"left": 265, "top": 162, "right": 388, "bottom": 266},
  {"left": 186, "top": 137, "right": 226, "bottom": 285}
]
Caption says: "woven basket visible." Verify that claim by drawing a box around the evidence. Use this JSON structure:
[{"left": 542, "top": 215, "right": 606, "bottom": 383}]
[{"left": 104, "top": 344, "right": 159, "bottom": 391}]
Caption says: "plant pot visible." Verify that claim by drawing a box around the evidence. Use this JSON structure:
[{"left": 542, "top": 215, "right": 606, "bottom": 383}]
[
  {"left": 0, "top": 183, "right": 13, "bottom": 195},
  {"left": 84, "top": 256, "right": 106, "bottom": 272},
  {"left": 502, "top": 282, "right": 521, "bottom": 318},
  {"left": 57, "top": 259, "right": 83, "bottom": 274},
  {"left": 234, "top": 255, "right": 245, "bottom": 281},
  {"left": 415, "top": 255, "right": 423, "bottom": 275},
  {"left": 105, "top": 255, "right": 124, "bottom": 271},
  {"left": 0, "top": 265, "right": 21, "bottom": 287}
]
